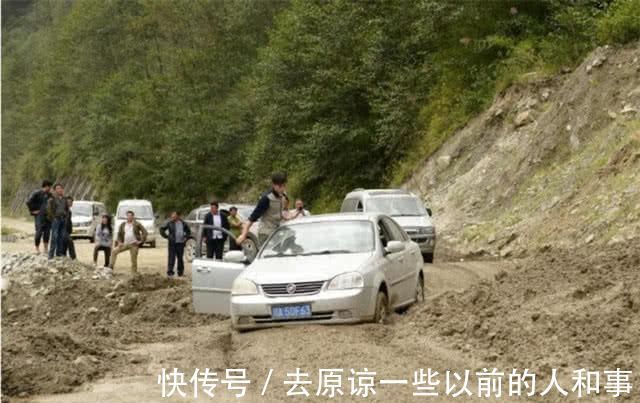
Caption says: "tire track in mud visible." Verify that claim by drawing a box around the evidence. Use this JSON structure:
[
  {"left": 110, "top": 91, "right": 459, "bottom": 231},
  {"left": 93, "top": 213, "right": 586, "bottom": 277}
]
[{"left": 216, "top": 261, "right": 514, "bottom": 402}]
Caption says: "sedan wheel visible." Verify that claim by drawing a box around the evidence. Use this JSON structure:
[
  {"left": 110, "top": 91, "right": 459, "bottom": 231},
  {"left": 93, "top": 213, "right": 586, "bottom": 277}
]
[
  {"left": 373, "top": 291, "right": 389, "bottom": 324},
  {"left": 415, "top": 276, "right": 425, "bottom": 304}
]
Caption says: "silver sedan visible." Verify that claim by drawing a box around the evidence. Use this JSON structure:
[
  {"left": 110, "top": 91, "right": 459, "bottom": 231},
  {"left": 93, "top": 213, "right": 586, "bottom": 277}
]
[{"left": 229, "top": 213, "right": 425, "bottom": 330}]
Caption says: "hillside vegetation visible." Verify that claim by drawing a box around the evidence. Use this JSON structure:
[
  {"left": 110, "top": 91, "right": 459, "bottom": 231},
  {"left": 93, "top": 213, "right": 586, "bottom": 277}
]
[{"left": 3, "top": 0, "right": 639, "bottom": 212}]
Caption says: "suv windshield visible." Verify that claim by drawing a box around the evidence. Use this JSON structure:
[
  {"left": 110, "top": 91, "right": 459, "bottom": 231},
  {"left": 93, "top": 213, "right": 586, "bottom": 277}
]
[
  {"left": 365, "top": 196, "right": 426, "bottom": 217},
  {"left": 71, "top": 203, "right": 92, "bottom": 216},
  {"left": 117, "top": 205, "right": 153, "bottom": 219},
  {"left": 261, "top": 221, "right": 374, "bottom": 258}
]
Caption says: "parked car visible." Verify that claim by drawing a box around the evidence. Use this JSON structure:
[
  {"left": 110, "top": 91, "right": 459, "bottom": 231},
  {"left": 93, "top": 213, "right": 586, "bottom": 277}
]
[
  {"left": 113, "top": 199, "right": 158, "bottom": 247},
  {"left": 70, "top": 200, "right": 107, "bottom": 241},
  {"left": 191, "top": 213, "right": 425, "bottom": 331},
  {"left": 340, "top": 189, "right": 436, "bottom": 263},
  {"left": 184, "top": 203, "right": 260, "bottom": 262}
]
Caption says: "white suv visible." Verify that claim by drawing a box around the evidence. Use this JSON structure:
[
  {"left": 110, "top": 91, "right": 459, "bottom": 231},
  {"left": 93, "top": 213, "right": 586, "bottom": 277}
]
[
  {"left": 340, "top": 189, "right": 436, "bottom": 262},
  {"left": 114, "top": 199, "right": 158, "bottom": 247}
]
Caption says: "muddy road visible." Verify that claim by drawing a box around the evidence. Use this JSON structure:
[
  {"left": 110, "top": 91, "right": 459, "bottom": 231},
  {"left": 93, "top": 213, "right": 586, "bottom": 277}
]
[{"left": 2, "top": 217, "right": 637, "bottom": 402}]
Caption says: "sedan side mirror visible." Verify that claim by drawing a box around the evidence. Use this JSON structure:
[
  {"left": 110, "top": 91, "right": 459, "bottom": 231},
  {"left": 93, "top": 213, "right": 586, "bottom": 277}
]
[
  {"left": 425, "top": 206, "right": 432, "bottom": 217},
  {"left": 384, "top": 240, "right": 405, "bottom": 255},
  {"left": 224, "top": 250, "right": 247, "bottom": 264}
]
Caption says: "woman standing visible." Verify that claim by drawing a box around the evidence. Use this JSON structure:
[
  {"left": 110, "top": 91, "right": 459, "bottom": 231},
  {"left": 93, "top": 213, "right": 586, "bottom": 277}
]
[{"left": 94, "top": 214, "right": 113, "bottom": 267}]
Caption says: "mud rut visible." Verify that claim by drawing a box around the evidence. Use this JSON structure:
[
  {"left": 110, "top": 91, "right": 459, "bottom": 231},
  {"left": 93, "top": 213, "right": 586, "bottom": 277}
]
[{"left": 18, "top": 259, "right": 520, "bottom": 403}]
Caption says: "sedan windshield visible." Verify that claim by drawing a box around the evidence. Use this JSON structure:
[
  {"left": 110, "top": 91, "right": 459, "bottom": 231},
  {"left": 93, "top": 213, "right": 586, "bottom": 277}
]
[
  {"left": 365, "top": 196, "right": 426, "bottom": 217},
  {"left": 261, "top": 221, "right": 374, "bottom": 258},
  {"left": 71, "top": 203, "right": 92, "bottom": 216},
  {"left": 117, "top": 205, "right": 153, "bottom": 219}
]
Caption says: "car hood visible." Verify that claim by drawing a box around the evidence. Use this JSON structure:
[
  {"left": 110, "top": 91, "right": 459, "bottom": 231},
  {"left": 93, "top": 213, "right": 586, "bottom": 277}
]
[
  {"left": 71, "top": 215, "right": 92, "bottom": 223},
  {"left": 390, "top": 215, "right": 433, "bottom": 228},
  {"left": 242, "top": 252, "right": 372, "bottom": 284}
]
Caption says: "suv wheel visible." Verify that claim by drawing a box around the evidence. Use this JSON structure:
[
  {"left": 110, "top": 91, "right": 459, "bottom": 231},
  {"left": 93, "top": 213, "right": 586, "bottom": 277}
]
[{"left": 422, "top": 252, "right": 433, "bottom": 264}]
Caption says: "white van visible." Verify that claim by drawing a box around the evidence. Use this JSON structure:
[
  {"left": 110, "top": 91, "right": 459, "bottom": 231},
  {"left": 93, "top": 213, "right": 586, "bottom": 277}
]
[
  {"left": 70, "top": 200, "right": 107, "bottom": 241},
  {"left": 113, "top": 199, "right": 158, "bottom": 247},
  {"left": 340, "top": 189, "right": 436, "bottom": 262}
]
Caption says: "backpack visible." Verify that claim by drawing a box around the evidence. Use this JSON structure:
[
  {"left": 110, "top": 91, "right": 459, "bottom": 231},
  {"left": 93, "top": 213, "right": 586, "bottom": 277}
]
[{"left": 26, "top": 191, "right": 41, "bottom": 213}]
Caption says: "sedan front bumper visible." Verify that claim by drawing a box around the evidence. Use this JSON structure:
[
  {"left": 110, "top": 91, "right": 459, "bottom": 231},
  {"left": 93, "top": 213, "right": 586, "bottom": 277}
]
[{"left": 230, "top": 287, "right": 377, "bottom": 330}]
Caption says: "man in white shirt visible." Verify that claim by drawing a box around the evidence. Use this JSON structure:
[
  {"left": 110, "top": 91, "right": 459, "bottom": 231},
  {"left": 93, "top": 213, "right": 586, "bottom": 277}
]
[
  {"left": 110, "top": 211, "right": 148, "bottom": 273},
  {"left": 289, "top": 199, "right": 311, "bottom": 220}
]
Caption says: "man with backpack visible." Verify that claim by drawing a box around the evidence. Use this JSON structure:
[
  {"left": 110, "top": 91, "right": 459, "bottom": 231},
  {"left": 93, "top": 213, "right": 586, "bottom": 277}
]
[
  {"left": 236, "top": 172, "right": 288, "bottom": 247},
  {"left": 26, "top": 180, "right": 52, "bottom": 253}
]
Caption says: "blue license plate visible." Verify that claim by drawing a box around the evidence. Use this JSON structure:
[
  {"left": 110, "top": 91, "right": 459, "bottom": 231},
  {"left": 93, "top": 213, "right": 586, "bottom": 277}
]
[{"left": 271, "top": 304, "right": 312, "bottom": 320}]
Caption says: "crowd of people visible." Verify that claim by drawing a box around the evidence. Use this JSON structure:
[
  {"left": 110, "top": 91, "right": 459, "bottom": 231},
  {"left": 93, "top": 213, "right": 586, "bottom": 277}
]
[{"left": 26, "top": 172, "right": 306, "bottom": 278}]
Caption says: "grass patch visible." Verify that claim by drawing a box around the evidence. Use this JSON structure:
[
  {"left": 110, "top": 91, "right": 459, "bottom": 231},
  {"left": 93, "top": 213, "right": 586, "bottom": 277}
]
[{"left": 1, "top": 226, "right": 19, "bottom": 236}]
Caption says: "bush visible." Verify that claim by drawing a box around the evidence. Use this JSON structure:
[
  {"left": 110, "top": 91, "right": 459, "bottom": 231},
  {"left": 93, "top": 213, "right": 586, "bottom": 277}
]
[{"left": 598, "top": 0, "right": 640, "bottom": 44}]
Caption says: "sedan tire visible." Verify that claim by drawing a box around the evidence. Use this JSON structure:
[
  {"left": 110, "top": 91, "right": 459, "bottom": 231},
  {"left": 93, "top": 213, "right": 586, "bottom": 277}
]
[
  {"left": 373, "top": 291, "right": 389, "bottom": 324},
  {"left": 422, "top": 252, "right": 433, "bottom": 264},
  {"left": 415, "top": 274, "right": 425, "bottom": 304}
]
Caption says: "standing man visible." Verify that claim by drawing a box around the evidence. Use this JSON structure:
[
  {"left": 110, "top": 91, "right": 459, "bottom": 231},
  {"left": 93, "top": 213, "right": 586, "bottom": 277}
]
[
  {"left": 110, "top": 211, "right": 148, "bottom": 274},
  {"left": 62, "top": 196, "right": 77, "bottom": 260},
  {"left": 46, "top": 183, "right": 68, "bottom": 259},
  {"left": 228, "top": 206, "right": 243, "bottom": 251},
  {"left": 160, "top": 211, "right": 191, "bottom": 278},
  {"left": 26, "top": 180, "right": 52, "bottom": 253},
  {"left": 236, "top": 172, "right": 287, "bottom": 247},
  {"left": 289, "top": 199, "right": 311, "bottom": 220},
  {"left": 203, "top": 201, "right": 229, "bottom": 260}
]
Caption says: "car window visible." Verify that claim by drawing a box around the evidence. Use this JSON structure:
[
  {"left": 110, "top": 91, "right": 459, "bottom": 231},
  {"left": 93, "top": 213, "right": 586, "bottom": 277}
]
[
  {"left": 383, "top": 217, "right": 408, "bottom": 241},
  {"left": 365, "top": 196, "right": 426, "bottom": 217},
  {"left": 356, "top": 200, "right": 363, "bottom": 212},
  {"left": 261, "top": 221, "right": 374, "bottom": 258},
  {"left": 340, "top": 198, "right": 358, "bottom": 212},
  {"left": 72, "top": 203, "right": 92, "bottom": 216},
  {"left": 197, "top": 210, "right": 209, "bottom": 221},
  {"left": 117, "top": 205, "right": 153, "bottom": 219},
  {"left": 380, "top": 217, "right": 404, "bottom": 242},
  {"left": 186, "top": 210, "right": 196, "bottom": 221},
  {"left": 377, "top": 219, "right": 392, "bottom": 247}
]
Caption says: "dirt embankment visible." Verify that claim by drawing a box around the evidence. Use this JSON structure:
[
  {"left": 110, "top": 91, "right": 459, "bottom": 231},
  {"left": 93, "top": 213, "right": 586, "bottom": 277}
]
[
  {"left": 405, "top": 42, "right": 640, "bottom": 259},
  {"left": 1, "top": 252, "right": 216, "bottom": 398}
]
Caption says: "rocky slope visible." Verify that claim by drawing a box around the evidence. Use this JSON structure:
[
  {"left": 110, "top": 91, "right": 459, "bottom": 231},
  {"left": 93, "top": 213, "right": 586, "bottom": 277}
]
[{"left": 405, "top": 42, "right": 640, "bottom": 258}]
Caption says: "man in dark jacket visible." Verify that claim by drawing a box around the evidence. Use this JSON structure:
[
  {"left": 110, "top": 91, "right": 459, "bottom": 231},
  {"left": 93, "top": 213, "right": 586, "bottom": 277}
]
[
  {"left": 203, "top": 201, "right": 229, "bottom": 260},
  {"left": 26, "top": 180, "right": 52, "bottom": 253},
  {"left": 46, "top": 183, "right": 69, "bottom": 259},
  {"left": 160, "top": 211, "right": 192, "bottom": 277},
  {"left": 62, "top": 196, "right": 77, "bottom": 260}
]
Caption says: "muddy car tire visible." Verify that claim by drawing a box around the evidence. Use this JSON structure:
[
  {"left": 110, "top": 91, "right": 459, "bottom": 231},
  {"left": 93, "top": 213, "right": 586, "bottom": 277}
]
[
  {"left": 150, "top": 241, "right": 156, "bottom": 248},
  {"left": 415, "top": 274, "right": 425, "bottom": 304},
  {"left": 373, "top": 291, "right": 389, "bottom": 324},
  {"left": 422, "top": 252, "right": 433, "bottom": 264}
]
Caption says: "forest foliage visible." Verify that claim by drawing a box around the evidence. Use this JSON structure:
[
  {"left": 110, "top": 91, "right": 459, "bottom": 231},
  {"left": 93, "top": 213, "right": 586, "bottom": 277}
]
[{"left": 3, "top": 0, "right": 639, "bottom": 212}]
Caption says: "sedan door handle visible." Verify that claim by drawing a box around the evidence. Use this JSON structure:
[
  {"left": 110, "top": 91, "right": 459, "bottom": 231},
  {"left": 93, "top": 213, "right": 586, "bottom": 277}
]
[{"left": 196, "top": 267, "right": 211, "bottom": 273}]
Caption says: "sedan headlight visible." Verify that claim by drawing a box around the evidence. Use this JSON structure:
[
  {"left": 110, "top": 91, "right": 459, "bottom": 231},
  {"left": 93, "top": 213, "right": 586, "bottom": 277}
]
[
  {"left": 327, "top": 272, "right": 364, "bottom": 290},
  {"left": 231, "top": 278, "right": 259, "bottom": 296}
]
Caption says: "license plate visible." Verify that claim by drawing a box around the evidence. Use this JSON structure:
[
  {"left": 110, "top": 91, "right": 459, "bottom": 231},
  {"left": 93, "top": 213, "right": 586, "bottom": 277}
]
[{"left": 271, "top": 304, "right": 311, "bottom": 320}]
